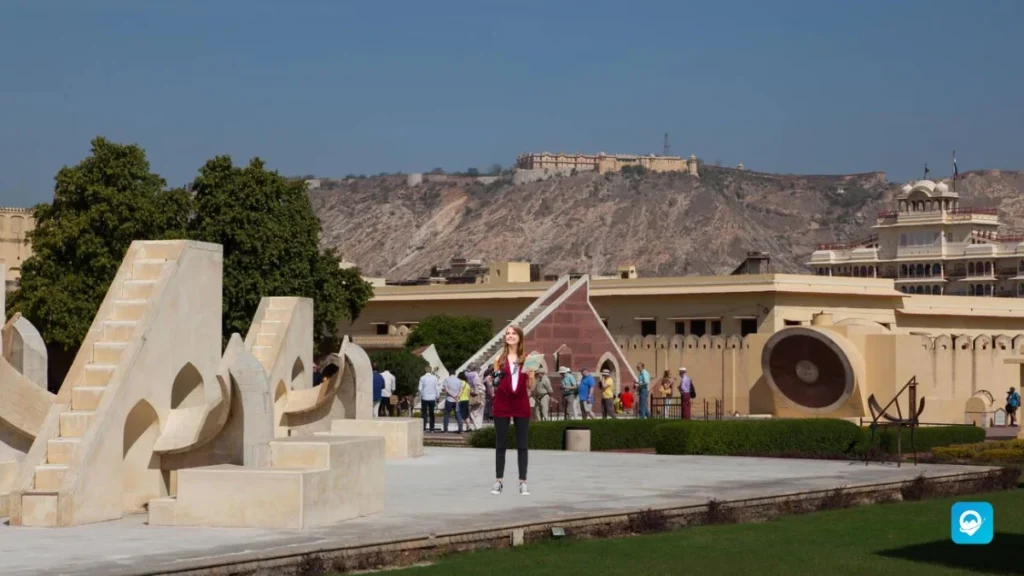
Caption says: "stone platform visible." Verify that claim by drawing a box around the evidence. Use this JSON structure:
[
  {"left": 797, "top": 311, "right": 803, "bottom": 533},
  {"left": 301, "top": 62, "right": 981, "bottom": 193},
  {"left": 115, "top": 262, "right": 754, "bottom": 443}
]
[{"left": 0, "top": 447, "right": 995, "bottom": 576}]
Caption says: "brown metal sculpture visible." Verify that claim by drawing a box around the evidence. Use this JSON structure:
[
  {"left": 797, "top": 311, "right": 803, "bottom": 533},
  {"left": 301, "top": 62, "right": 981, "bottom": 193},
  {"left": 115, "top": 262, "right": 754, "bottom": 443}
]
[{"left": 864, "top": 376, "right": 925, "bottom": 467}]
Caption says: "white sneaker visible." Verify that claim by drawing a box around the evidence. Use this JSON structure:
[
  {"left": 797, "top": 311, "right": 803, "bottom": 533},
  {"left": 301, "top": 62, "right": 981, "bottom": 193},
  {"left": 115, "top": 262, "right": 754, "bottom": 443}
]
[
  {"left": 519, "top": 482, "right": 530, "bottom": 496},
  {"left": 491, "top": 481, "right": 503, "bottom": 495}
]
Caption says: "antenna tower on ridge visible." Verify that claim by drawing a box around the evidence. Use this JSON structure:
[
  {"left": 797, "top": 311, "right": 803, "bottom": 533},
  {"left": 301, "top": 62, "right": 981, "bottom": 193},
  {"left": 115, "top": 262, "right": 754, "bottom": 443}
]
[{"left": 663, "top": 132, "right": 671, "bottom": 156}]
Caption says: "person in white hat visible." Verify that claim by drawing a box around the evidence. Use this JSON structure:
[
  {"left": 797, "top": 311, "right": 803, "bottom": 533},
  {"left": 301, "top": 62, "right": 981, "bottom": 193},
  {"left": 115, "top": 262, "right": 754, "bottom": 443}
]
[
  {"left": 558, "top": 366, "right": 580, "bottom": 419},
  {"left": 678, "top": 367, "right": 694, "bottom": 420}
]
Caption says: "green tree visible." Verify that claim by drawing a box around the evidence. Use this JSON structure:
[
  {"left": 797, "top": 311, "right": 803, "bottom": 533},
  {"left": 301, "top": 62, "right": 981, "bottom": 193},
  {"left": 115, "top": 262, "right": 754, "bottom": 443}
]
[
  {"left": 9, "top": 137, "right": 192, "bottom": 387},
  {"left": 186, "top": 155, "right": 374, "bottom": 355},
  {"left": 368, "top": 349, "right": 427, "bottom": 397},
  {"left": 404, "top": 315, "right": 493, "bottom": 371},
  {"left": 466, "top": 167, "right": 480, "bottom": 176}
]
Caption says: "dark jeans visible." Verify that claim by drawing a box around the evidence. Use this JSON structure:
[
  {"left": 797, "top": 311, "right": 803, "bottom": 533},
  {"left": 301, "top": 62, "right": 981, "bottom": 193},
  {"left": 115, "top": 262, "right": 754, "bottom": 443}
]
[
  {"left": 421, "top": 400, "right": 436, "bottom": 431},
  {"left": 494, "top": 416, "right": 530, "bottom": 481},
  {"left": 443, "top": 399, "right": 462, "bottom": 432},
  {"left": 459, "top": 400, "right": 470, "bottom": 421}
]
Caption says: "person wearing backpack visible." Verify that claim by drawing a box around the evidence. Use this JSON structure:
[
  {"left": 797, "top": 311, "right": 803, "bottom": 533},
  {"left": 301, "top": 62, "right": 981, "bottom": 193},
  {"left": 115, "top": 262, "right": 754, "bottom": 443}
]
[
  {"left": 678, "top": 367, "right": 696, "bottom": 420},
  {"left": 1007, "top": 386, "right": 1021, "bottom": 427}
]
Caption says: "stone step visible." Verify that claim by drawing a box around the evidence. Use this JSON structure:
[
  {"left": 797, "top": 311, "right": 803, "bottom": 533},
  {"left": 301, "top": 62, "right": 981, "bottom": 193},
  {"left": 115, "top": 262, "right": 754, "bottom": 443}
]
[
  {"left": 84, "top": 364, "right": 117, "bottom": 386},
  {"left": 139, "top": 243, "right": 181, "bottom": 261},
  {"left": 93, "top": 341, "right": 127, "bottom": 365},
  {"left": 260, "top": 320, "right": 282, "bottom": 335},
  {"left": 121, "top": 279, "right": 156, "bottom": 300},
  {"left": 71, "top": 386, "right": 106, "bottom": 411},
  {"left": 131, "top": 259, "right": 167, "bottom": 281},
  {"left": 102, "top": 321, "right": 136, "bottom": 343},
  {"left": 255, "top": 332, "right": 278, "bottom": 347},
  {"left": 46, "top": 437, "right": 80, "bottom": 465},
  {"left": 265, "top": 307, "right": 290, "bottom": 322},
  {"left": 112, "top": 298, "right": 148, "bottom": 322},
  {"left": 34, "top": 464, "right": 68, "bottom": 491},
  {"left": 59, "top": 411, "right": 96, "bottom": 438},
  {"left": 20, "top": 493, "right": 59, "bottom": 527}
]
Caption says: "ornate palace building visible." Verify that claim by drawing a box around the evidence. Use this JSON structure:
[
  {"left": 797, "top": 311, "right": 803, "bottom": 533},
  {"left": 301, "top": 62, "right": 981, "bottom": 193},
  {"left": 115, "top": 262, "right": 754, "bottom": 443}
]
[{"left": 808, "top": 179, "right": 1024, "bottom": 297}]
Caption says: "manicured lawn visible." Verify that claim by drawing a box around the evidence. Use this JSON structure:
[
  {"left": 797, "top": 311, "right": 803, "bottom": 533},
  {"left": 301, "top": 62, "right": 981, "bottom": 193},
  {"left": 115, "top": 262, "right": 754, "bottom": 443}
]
[{"left": 372, "top": 489, "right": 1023, "bottom": 575}]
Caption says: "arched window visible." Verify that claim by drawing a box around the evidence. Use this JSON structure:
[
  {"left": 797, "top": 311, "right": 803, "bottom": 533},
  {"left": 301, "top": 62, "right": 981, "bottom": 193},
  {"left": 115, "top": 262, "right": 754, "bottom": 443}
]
[
  {"left": 915, "top": 264, "right": 925, "bottom": 276},
  {"left": 932, "top": 263, "right": 941, "bottom": 276},
  {"left": 901, "top": 264, "right": 908, "bottom": 277},
  {"left": 984, "top": 262, "right": 992, "bottom": 275},
  {"left": 985, "top": 284, "right": 993, "bottom": 296},
  {"left": 932, "top": 285, "right": 941, "bottom": 295},
  {"left": 969, "top": 284, "right": 976, "bottom": 296},
  {"left": 968, "top": 262, "right": 975, "bottom": 276}
]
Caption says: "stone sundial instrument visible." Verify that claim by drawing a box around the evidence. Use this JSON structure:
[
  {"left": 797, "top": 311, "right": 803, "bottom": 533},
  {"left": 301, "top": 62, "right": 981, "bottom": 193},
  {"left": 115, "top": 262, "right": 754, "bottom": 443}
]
[{"left": 864, "top": 376, "right": 924, "bottom": 467}]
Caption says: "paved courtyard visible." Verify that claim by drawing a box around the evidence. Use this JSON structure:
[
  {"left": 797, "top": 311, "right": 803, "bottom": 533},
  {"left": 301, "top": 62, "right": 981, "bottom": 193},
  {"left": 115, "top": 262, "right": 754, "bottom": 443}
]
[{"left": 0, "top": 447, "right": 990, "bottom": 576}]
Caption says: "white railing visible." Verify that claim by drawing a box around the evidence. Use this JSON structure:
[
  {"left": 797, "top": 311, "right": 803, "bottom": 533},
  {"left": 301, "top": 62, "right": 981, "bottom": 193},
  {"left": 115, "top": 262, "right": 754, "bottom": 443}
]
[{"left": 455, "top": 275, "right": 570, "bottom": 374}]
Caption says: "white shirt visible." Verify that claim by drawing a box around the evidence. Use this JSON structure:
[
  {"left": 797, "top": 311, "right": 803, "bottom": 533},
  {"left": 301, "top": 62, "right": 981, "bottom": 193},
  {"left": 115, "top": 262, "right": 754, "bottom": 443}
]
[
  {"left": 510, "top": 361, "right": 520, "bottom": 393},
  {"left": 381, "top": 371, "right": 396, "bottom": 397},
  {"left": 418, "top": 373, "right": 440, "bottom": 401}
]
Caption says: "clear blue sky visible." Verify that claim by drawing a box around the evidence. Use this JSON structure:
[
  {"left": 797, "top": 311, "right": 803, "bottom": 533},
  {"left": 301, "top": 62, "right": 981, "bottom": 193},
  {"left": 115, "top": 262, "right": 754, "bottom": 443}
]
[{"left": 2, "top": 0, "right": 1022, "bottom": 206}]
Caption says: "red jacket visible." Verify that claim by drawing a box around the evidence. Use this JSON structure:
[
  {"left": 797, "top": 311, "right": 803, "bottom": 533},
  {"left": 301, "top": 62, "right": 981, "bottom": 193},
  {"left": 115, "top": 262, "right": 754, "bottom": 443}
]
[{"left": 491, "top": 360, "right": 531, "bottom": 418}]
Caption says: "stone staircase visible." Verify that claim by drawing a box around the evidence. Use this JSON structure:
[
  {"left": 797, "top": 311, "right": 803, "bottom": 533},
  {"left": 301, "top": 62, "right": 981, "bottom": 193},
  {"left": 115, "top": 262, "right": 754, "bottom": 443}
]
[
  {"left": 249, "top": 298, "right": 296, "bottom": 374},
  {"left": 455, "top": 276, "right": 570, "bottom": 374},
  {"left": 18, "top": 243, "right": 178, "bottom": 525}
]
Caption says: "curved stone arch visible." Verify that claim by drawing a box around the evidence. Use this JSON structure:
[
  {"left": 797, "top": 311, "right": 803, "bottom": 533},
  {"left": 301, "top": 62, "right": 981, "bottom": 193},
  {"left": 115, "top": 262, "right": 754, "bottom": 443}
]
[
  {"left": 595, "top": 351, "right": 622, "bottom": 394},
  {"left": 397, "top": 325, "right": 410, "bottom": 336},
  {"left": 697, "top": 334, "right": 712, "bottom": 350},
  {"left": 654, "top": 335, "right": 668, "bottom": 350},
  {"left": 973, "top": 335, "right": 991, "bottom": 351},
  {"left": 615, "top": 335, "right": 629, "bottom": 351},
  {"left": 123, "top": 398, "right": 166, "bottom": 511},
  {"left": 726, "top": 335, "right": 742, "bottom": 349},
  {"left": 934, "top": 334, "right": 953, "bottom": 351},
  {"left": 1013, "top": 335, "right": 1024, "bottom": 354},
  {"left": 170, "top": 362, "right": 205, "bottom": 410},
  {"left": 994, "top": 335, "right": 1012, "bottom": 351},
  {"left": 669, "top": 335, "right": 684, "bottom": 350},
  {"left": 683, "top": 335, "right": 699, "bottom": 350},
  {"left": 642, "top": 335, "right": 657, "bottom": 350},
  {"left": 920, "top": 336, "right": 935, "bottom": 351},
  {"left": 953, "top": 334, "right": 973, "bottom": 350},
  {"left": 710, "top": 335, "right": 726, "bottom": 350}
]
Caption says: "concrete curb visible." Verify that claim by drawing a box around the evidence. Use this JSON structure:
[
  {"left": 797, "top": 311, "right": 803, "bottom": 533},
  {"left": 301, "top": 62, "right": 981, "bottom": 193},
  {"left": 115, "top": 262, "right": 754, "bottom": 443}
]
[{"left": 130, "top": 468, "right": 1011, "bottom": 576}]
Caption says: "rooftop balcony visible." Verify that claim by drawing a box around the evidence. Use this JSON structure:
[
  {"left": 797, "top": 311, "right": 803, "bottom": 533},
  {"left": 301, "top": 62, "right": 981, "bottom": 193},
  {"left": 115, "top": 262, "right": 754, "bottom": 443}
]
[{"left": 876, "top": 206, "right": 999, "bottom": 226}]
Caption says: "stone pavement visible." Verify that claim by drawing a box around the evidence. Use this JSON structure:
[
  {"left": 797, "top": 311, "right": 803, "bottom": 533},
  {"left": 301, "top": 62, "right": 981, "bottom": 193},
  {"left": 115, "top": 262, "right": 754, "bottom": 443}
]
[{"left": 0, "top": 447, "right": 990, "bottom": 575}]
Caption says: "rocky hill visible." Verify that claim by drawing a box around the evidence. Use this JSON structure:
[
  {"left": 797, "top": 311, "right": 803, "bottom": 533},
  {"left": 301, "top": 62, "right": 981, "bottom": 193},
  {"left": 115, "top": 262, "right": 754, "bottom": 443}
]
[{"left": 309, "top": 167, "right": 1024, "bottom": 280}]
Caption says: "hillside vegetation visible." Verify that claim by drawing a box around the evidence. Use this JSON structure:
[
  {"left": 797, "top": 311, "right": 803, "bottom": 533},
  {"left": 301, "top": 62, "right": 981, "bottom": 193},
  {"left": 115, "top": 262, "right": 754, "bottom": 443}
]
[{"left": 310, "top": 167, "right": 1024, "bottom": 279}]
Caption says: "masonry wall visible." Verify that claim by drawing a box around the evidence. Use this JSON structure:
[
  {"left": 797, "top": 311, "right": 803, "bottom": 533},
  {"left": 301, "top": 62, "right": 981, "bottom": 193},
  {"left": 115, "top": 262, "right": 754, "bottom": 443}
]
[
  {"left": 527, "top": 285, "right": 632, "bottom": 408},
  {"left": 612, "top": 331, "right": 1021, "bottom": 422}
]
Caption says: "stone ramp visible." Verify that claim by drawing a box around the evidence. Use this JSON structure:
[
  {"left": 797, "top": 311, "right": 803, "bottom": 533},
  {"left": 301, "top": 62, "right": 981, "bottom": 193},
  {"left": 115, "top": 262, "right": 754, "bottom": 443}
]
[{"left": 0, "top": 447, "right": 999, "bottom": 576}]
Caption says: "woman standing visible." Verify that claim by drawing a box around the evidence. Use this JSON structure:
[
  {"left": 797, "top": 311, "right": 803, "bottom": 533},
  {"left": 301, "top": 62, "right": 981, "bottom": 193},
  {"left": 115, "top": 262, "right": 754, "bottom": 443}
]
[
  {"left": 467, "top": 368, "right": 486, "bottom": 430},
  {"left": 490, "top": 325, "right": 535, "bottom": 496},
  {"left": 657, "top": 370, "right": 674, "bottom": 417},
  {"left": 457, "top": 372, "right": 472, "bottom": 431}
]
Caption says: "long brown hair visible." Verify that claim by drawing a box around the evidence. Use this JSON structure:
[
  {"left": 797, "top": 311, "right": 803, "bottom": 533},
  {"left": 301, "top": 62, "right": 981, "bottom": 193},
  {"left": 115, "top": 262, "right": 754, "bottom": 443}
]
[{"left": 495, "top": 325, "right": 526, "bottom": 371}]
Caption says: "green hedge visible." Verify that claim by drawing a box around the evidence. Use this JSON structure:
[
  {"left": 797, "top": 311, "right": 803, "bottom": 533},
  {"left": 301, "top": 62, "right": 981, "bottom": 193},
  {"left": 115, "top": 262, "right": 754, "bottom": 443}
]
[
  {"left": 653, "top": 419, "right": 864, "bottom": 457},
  {"left": 860, "top": 425, "right": 986, "bottom": 454},
  {"left": 468, "top": 420, "right": 666, "bottom": 451},
  {"left": 468, "top": 419, "right": 987, "bottom": 459}
]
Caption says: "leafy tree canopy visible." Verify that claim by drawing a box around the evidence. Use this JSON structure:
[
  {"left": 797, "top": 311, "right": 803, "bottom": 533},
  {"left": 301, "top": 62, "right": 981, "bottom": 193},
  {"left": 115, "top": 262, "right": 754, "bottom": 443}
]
[
  {"left": 10, "top": 137, "right": 192, "bottom": 351},
  {"left": 404, "top": 315, "right": 493, "bottom": 372},
  {"left": 368, "top": 348, "right": 427, "bottom": 397},
  {"left": 11, "top": 138, "right": 374, "bottom": 380}
]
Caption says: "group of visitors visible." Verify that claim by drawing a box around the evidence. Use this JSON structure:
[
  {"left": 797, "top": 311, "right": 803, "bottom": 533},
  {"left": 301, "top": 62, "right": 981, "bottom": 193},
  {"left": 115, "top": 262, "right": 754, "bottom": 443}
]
[{"left": 416, "top": 365, "right": 486, "bottom": 433}]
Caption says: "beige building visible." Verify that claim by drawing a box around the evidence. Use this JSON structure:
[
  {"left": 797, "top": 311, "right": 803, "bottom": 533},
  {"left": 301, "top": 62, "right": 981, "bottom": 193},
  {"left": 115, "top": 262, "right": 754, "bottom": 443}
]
[
  {"left": 0, "top": 207, "right": 34, "bottom": 289},
  {"left": 809, "top": 179, "right": 1024, "bottom": 298},
  {"left": 515, "top": 151, "right": 699, "bottom": 176},
  {"left": 347, "top": 272, "right": 1024, "bottom": 426}
]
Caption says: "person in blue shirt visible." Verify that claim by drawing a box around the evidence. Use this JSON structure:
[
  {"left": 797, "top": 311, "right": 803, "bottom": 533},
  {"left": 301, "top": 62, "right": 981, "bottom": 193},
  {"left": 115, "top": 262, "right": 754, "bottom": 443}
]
[
  {"left": 372, "top": 364, "right": 385, "bottom": 419},
  {"left": 634, "top": 363, "right": 651, "bottom": 419},
  {"left": 1008, "top": 386, "right": 1021, "bottom": 427},
  {"left": 578, "top": 368, "right": 596, "bottom": 419}
]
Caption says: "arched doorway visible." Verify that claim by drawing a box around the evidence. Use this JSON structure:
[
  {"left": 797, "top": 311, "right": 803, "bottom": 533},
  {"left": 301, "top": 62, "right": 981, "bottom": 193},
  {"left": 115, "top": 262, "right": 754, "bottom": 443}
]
[
  {"left": 122, "top": 399, "right": 166, "bottom": 512},
  {"left": 595, "top": 351, "right": 621, "bottom": 395}
]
